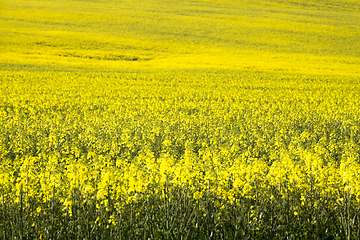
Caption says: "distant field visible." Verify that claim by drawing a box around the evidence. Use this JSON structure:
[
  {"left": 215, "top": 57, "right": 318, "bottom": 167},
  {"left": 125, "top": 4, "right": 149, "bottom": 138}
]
[
  {"left": 1, "top": 0, "right": 360, "bottom": 239},
  {"left": 1, "top": 0, "right": 359, "bottom": 74}
]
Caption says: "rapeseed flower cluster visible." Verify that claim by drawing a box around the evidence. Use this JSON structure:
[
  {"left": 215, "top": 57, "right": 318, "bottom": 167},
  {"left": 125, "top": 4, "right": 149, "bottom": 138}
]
[{"left": 1, "top": 70, "right": 360, "bottom": 239}]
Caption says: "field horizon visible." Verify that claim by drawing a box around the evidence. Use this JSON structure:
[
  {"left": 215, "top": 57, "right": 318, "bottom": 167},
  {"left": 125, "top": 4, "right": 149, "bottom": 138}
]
[{"left": 1, "top": 0, "right": 360, "bottom": 75}]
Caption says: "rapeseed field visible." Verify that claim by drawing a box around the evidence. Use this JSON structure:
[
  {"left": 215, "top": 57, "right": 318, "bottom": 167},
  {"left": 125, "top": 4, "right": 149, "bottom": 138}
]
[{"left": 1, "top": 0, "right": 360, "bottom": 239}]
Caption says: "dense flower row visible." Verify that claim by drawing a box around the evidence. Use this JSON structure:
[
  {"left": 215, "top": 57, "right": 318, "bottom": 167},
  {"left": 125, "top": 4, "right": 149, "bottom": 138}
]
[{"left": 1, "top": 70, "right": 360, "bottom": 238}]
